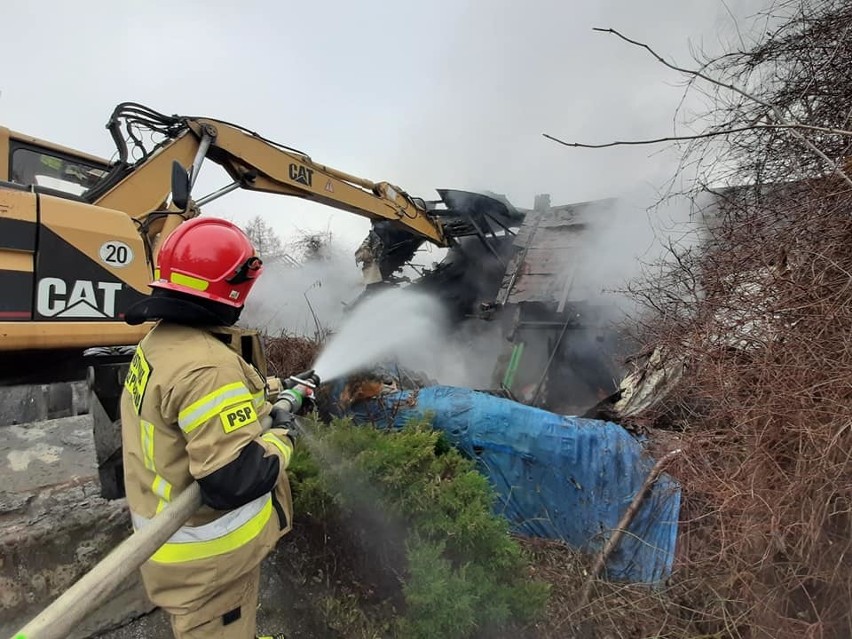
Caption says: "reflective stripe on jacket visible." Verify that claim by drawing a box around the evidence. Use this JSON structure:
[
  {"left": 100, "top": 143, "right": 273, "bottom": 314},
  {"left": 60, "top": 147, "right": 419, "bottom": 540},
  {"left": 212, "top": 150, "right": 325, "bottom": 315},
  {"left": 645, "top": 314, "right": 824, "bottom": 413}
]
[
  {"left": 120, "top": 322, "right": 294, "bottom": 617},
  {"left": 131, "top": 493, "right": 273, "bottom": 564}
]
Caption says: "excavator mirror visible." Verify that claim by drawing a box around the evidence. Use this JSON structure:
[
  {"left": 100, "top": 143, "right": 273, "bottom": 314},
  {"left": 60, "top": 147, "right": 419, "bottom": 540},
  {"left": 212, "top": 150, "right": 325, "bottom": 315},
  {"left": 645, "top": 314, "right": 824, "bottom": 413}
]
[{"left": 171, "top": 160, "right": 190, "bottom": 210}]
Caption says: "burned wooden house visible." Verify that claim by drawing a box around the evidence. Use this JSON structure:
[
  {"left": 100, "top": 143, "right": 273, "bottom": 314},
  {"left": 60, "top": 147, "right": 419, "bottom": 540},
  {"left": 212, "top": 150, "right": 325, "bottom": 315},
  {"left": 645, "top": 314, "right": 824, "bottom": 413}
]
[{"left": 488, "top": 194, "right": 628, "bottom": 414}]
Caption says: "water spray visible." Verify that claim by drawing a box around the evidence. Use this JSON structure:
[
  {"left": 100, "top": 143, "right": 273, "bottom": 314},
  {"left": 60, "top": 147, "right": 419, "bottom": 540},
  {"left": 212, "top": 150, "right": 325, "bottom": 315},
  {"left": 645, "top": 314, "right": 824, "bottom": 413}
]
[{"left": 311, "top": 287, "right": 449, "bottom": 383}]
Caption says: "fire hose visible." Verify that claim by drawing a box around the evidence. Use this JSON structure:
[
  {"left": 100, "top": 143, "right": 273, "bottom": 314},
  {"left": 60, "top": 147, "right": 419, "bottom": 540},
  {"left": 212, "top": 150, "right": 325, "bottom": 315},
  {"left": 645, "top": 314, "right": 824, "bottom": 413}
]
[{"left": 11, "top": 372, "right": 317, "bottom": 639}]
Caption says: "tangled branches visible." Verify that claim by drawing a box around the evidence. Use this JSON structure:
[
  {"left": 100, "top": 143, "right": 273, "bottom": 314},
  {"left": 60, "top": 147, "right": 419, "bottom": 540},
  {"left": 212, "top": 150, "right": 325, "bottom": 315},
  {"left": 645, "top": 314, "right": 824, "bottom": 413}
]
[
  {"left": 714, "top": 0, "right": 852, "bottom": 186},
  {"left": 702, "top": 0, "right": 851, "bottom": 190},
  {"left": 264, "top": 332, "right": 322, "bottom": 378},
  {"left": 548, "top": 2, "right": 852, "bottom": 635},
  {"left": 630, "top": 180, "right": 852, "bottom": 638}
]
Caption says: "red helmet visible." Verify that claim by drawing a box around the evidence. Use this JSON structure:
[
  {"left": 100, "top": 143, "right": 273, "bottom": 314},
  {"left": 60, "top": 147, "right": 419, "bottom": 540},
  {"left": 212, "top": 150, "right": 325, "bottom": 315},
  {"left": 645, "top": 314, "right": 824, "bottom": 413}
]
[{"left": 150, "top": 218, "right": 263, "bottom": 307}]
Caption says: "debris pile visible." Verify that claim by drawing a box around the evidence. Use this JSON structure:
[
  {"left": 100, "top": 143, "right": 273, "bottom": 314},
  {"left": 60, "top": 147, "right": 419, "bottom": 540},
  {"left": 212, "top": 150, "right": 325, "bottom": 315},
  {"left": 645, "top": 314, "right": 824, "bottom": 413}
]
[{"left": 249, "top": 164, "right": 850, "bottom": 637}]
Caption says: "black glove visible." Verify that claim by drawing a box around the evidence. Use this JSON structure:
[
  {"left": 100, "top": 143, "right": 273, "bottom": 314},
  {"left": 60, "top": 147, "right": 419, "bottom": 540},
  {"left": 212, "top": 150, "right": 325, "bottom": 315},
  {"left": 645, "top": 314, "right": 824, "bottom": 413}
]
[
  {"left": 285, "top": 417, "right": 305, "bottom": 443},
  {"left": 269, "top": 402, "right": 295, "bottom": 429},
  {"left": 269, "top": 401, "right": 309, "bottom": 447}
]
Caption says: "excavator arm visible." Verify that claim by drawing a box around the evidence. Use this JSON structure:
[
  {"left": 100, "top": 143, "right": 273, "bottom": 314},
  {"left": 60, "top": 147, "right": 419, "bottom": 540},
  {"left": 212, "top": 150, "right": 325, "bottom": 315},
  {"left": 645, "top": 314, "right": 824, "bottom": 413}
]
[
  {"left": 86, "top": 103, "right": 520, "bottom": 280},
  {"left": 185, "top": 118, "right": 446, "bottom": 244},
  {"left": 89, "top": 105, "right": 447, "bottom": 269}
]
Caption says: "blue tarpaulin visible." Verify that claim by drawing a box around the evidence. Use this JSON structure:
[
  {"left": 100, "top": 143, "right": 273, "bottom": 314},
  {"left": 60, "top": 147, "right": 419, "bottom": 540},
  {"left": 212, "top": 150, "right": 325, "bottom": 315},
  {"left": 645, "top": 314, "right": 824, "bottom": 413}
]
[{"left": 330, "top": 384, "right": 681, "bottom": 584}]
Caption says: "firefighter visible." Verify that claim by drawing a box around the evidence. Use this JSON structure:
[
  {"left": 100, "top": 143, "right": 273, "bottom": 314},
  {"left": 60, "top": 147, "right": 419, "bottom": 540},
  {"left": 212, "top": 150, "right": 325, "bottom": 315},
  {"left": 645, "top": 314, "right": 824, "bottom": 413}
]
[{"left": 119, "top": 217, "right": 311, "bottom": 638}]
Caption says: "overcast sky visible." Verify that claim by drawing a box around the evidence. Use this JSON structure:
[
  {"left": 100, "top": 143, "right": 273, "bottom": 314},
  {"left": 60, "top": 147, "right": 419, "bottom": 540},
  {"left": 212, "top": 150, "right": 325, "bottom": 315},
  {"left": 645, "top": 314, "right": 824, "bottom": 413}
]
[{"left": 3, "top": 0, "right": 767, "bottom": 255}]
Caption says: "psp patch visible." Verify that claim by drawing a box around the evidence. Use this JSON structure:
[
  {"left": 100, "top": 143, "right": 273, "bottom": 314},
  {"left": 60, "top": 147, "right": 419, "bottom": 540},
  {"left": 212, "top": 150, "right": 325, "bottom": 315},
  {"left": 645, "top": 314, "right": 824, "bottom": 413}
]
[
  {"left": 219, "top": 401, "right": 257, "bottom": 433},
  {"left": 124, "top": 346, "right": 152, "bottom": 415}
]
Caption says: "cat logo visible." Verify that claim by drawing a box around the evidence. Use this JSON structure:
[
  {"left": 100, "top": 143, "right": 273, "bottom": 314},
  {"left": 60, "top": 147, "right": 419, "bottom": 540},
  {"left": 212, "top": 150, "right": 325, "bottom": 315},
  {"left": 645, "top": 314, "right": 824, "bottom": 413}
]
[
  {"left": 36, "top": 278, "right": 123, "bottom": 318},
  {"left": 288, "top": 163, "right": 314, "bottom": 187}
]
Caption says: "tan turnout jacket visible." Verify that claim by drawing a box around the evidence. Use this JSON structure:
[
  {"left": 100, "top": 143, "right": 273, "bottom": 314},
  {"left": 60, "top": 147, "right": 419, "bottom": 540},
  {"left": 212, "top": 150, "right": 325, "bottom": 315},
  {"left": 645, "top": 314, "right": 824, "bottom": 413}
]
[{"left": 120, "top": 322, "right": 294, "bottom": 619}]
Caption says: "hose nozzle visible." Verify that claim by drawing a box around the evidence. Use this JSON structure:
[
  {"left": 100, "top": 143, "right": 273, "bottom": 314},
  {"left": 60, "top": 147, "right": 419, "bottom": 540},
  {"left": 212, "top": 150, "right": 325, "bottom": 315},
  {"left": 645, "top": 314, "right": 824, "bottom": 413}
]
[{"left": 286, "top": 369, "right": 320, "bottom": 390}]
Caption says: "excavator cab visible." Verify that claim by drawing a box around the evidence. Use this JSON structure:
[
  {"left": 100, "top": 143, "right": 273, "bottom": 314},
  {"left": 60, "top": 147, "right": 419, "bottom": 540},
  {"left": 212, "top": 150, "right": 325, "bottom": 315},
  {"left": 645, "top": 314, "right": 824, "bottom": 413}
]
[
  {"left": 8, "top": 141, "right": 108, "bottom": 197},
  {"left": 0, "top": 128, "right": 155, "bottom": 382}
]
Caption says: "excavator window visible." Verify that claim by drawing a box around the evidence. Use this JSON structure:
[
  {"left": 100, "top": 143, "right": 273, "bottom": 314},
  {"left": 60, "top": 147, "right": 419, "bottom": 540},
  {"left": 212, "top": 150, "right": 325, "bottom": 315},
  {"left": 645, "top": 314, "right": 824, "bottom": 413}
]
[{"left": 10, "top": 143, "right": 109, "bottom": 198}]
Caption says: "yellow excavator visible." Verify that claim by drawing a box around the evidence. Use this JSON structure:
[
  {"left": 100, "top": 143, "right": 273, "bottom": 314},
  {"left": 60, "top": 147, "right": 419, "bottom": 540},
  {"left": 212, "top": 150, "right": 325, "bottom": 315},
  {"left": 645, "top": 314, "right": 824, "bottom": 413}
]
[{"left": 0, "top": 102, "right": 522, "bottom": 496}]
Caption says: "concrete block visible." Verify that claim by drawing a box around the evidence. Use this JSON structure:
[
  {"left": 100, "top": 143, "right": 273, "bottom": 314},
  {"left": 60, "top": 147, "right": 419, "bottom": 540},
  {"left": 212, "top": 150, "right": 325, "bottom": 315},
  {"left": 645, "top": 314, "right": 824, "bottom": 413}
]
[
  {"left": 71, "top": 381, "right": 90, "bottom": 416},
  {"left": 0, "top": 416, "right": 155, "bottom": 638},
  {"left": 0, "top": 381, "right": 89, "bottom": 426},
  {"left": 0, "top": 413, "right": 314, "bottom": 638}
]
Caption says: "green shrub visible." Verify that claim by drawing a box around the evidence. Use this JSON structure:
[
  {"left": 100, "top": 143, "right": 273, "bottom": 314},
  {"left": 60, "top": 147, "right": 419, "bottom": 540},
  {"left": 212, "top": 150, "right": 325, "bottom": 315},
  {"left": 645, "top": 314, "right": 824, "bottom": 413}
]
[{"left": 287, "top": 416, "right": 549, "bottom": 638}]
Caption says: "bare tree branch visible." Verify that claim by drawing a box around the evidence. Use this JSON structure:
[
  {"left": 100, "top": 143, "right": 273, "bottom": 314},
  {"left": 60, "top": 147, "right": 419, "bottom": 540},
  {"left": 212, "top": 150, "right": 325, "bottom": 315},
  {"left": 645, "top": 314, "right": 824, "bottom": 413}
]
[
  {"left": 591, "top": 26, "right": 852, "bottom": 188},
  {"left": 543, "top": 122, "right": 852, "bottom": 149},
  {"left": 576, "top": 448, "right": 683, "bottom": 610}
]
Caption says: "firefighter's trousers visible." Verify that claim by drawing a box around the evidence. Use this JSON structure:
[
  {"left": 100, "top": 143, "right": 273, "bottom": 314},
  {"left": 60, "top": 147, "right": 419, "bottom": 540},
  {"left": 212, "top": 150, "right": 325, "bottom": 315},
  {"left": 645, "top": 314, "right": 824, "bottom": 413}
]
[{"left": 167, "top": 565, "right": 261, "bottom": 638}]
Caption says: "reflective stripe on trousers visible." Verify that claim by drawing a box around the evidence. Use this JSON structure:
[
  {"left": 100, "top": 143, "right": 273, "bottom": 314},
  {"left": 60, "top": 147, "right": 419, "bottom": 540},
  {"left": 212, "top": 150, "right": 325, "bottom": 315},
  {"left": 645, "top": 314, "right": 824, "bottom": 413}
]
[{"left": 131, "top": 493, "right": 273, "bottom": 564}]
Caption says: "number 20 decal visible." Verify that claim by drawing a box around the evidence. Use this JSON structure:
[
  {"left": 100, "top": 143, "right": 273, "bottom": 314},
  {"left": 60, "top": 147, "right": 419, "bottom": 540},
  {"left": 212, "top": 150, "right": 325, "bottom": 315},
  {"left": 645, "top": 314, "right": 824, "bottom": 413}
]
[{"left": 99, "top": 241, "right": 134, "bottom": 268}]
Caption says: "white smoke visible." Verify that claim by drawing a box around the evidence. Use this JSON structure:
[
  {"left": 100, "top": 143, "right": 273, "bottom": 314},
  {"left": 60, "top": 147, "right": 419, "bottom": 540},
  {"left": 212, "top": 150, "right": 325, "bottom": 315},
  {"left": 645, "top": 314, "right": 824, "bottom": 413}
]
[
  {"left": 566, "top": 184, "right": 714, "bottom": 321},
  {"left": 240, "top": 242, "right": 364, "bottom": 337},
  {"left": 392, "top": 317, "right": 505, "bottom": 389}
]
